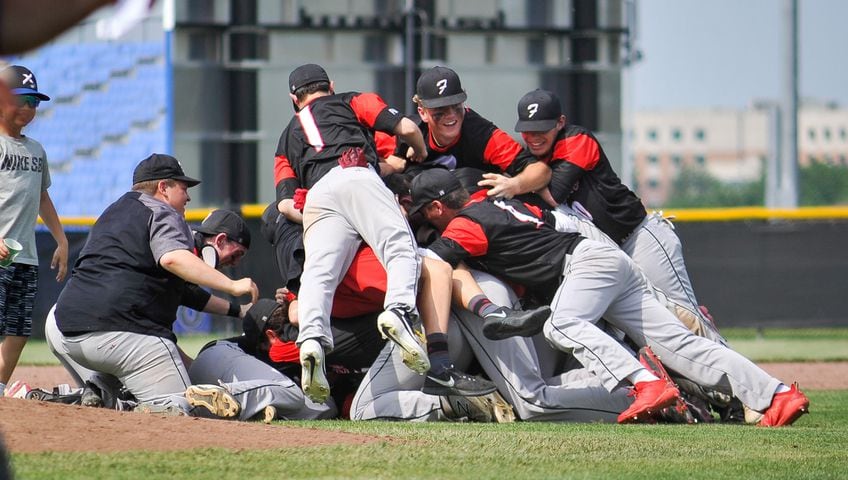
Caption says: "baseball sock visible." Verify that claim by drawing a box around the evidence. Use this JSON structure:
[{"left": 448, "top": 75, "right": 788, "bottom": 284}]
[
  {"left": 468, "top": 294, "right": 500, "bottom": 318},
  {"left": 426, "top": 333, "right": 451, "bottom": 375},
  {"left": 627, "top": 370, "right": 660, "bottom": 384}
]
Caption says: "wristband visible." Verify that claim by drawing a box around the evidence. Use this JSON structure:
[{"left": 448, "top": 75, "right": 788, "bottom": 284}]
[{"left": 227, "top": 302, "right": 240, "bottom": 317}]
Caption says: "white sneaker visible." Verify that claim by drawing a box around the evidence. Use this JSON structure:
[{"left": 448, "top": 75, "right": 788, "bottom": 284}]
[
  {"left": 377, "top": 307, "right": 430, "bottom": 374},
  {"left": 300, "top": 339, "right": 330, "bottom": 403},
  {"left": 5, "top": 380, "right": 31, "bottom": 399}
]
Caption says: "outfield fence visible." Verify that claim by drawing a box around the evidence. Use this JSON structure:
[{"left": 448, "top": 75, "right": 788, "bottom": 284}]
[{"left": 29, "top": 205, "right": 848, "bottom": 339}]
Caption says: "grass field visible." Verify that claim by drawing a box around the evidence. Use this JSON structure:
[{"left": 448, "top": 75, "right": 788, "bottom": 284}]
[
  {"left": 17, "top": 327, "right": 848, "bottom": 365},
  {"left": 9, "top": 390, "right": 847, "bottom": 479}
]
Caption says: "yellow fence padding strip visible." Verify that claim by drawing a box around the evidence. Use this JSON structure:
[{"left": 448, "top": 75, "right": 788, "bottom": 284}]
[{"left": 42, "top": 204, "right": 848, "bottom": 227}]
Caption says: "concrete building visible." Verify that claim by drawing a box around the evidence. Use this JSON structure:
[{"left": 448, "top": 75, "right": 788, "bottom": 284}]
[{"left": 630, "top": 102, "right": 848, "bottom": 207}]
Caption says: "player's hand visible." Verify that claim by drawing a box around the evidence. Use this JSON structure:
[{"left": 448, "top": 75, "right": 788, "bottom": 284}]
[
  {"left": 231, "top": 278, "right": 259, "bottom": 304},
  {"left": 405, "top": 146, "right": 428, "bottom": 163},
  {"left": 51, "top": 243, "right": 69, "bottom": 282},
  {"left": 479, "top": 173, "right": 520, "bottom": 199}
]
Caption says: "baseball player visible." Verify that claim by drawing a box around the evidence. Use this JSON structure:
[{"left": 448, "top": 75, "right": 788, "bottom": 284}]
[
  {"left": 275, "top": 63, "right": 431, "bottom": 403},
  {"left": 44, "top": 208, "right": 255, "bottom": 407},
  {"left": 52, "top": 156, "right": 259, "bottom": 417},
  {"left": 411, "top": 168, "right": 809, "bottom": 426},
  {"left": 513, "top": 89, "right": 720, "bottom": 338},
  {"left": 404, "top": 66, "right": 550, "bottom": 199},
  {"left": 188, "top": 299, "right": 337, "bottom": 422}
]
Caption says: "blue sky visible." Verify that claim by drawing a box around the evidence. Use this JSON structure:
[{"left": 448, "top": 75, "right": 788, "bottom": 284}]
[{"left": 630, "top": 0, "right": 848, "bottom": 109}]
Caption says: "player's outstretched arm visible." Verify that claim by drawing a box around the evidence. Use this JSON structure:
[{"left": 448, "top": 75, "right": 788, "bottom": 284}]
[{"left": 160, "top": 249, "right": 259, "bottom": 303}]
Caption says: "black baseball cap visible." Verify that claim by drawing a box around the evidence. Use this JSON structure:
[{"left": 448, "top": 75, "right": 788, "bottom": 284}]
[
  {"left": 289, "top": 63, "right": 330, "bottom": 93},
  {"left": 0, "top": 65, "right": 50, "bottom": 100},
  {"left": 415, "top": 66, "right": 467, "bottom": 108},
  {"left": 409, "top": 168, "right": 463, "bottom": 215},
  {"left": 515, "top": 89, "right": 562, "bottom": 132},
  {"left": 132, "top": 153, "right": 201, "bottom": 187},
  {"left": 196, "top": 209, "right": 251, "bottom": 248},
  {"left": 242, "top": 299, "right": 281, "bottom": 340}
]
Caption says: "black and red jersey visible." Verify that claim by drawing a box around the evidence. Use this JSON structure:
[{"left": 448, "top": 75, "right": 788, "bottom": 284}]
[
  {"left": 428, "top": 197, "right": 583, "bottom": 303},
  {"left": 405, "top": 108, "right": 534, "bottom": 177},
  {"left": 274, "top": 91, "right": 404, "bottom": 200},
  {"left": 543, "top": 124, "right": 646, "bottom": 244}
]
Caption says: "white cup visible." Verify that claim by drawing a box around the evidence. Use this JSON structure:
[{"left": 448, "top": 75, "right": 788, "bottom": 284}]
[{"left": 0, "top": 238, "right": 22, "bottom": 267}]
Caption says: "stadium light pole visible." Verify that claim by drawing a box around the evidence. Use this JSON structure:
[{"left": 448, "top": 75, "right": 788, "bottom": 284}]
[{"left": 777, "top": 0, "right": 799, "bottom": 207}]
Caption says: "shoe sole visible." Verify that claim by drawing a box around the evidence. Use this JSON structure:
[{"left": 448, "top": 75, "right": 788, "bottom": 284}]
[
  {"left": 618, "top": 386, "right": 680, "bottom": 424},
  {"left": 185, "top": 386, "right": 241, "bottom": 418},
  {"left": 490, "top": 392, "right": 516, "bottom": 423},
  {"left": 262, "top": 405, "right": 277, "bottom": 424},
  {"left": 377, "top": 311, "right": 430, "bottom": 374},
  {"left": 136, "top": 403, "right": 185, "bottom": 416},
  {"left": 422, "top": 382, "right": 497, "bottom": 397},
  {"left": 482, "top": 307, "right": 551, "bottom": 340},
  {"left": 301, "top": 351, "right": 330, "bottom": 404}
]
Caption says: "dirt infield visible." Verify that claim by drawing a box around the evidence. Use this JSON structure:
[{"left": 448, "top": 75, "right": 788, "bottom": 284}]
[{"left": 2, "top": 363, "right": 845, "bottom": 454}]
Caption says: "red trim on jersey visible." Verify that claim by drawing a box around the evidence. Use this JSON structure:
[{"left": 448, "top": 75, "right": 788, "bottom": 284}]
[
  {"left": 483, "top": 129, "right": 523, "bottom": 172},
  {"left": 350, "top": 92, "right": 389, "bottom": 128},
  {"left": 274, "top": 154, "right": 296, "bottom": 186},
  {"left": 442, "top": 216, "right": 489, "bottom": 257},
  {"left": 332, "top": 246, "right": 387, "bottom": 318},
  {"left": 469, "top": 189, "right": 489, "bottom": 202},
  {"left": 523, "top": 202, "right": 543, "bottom": 219},
  {"left": 269, "top": 340, "right": 300, "bottom": 363},
  {"left": 374, "top": 132, "right": 397, "bottom": 159},
  {"left": 553, "top": 133, "right": 600, "bottom": 170}
]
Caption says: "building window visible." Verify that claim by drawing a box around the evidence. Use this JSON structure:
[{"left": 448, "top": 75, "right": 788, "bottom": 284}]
[
  {"left": 647, "top": 129, "right": 658, "bottom": 141},
  {"left": 823, "top": 128, "right": 832, "bottom": 141},
  {"left": 671, "top": 128, "right": 682, "bottom": 141},
  {"left": 671, "top": 155, "right": 682, "bottom": 166},
  {"left": 840, "top": 128, "right": 847, "bottom": 141},
  {"left": 694, "top": 128, "right": 706, "bottom": 141},
  {"left": 840, "top": 155, "right": 847, "bottom": 165},
  {"left": 808, "top": 128, "right": 816, "bottom": 141},
  {"left": 528, "top": 37, "right": 545, "bottom": 64},
  {"left": 364, "top": 35, "right": 387, "bottom": 62},
  {"left": 694, "top": 155, "right": 705, "bottom": 166},
  {"left": 647, "top": 179, "right": 659, "bottom": 189},
  {"left": 647, "top": 155, "right": 659, "bottom": 164}
]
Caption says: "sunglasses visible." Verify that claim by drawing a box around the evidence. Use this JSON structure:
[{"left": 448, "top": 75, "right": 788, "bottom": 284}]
[
  {"left": 15, "top": 95, "right": 41, "bottom": 108},
  {"left": 427, "top": 104, "right": 464, "bottom": 122}
]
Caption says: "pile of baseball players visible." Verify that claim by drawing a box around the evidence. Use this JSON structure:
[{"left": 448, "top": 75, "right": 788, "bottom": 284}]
[{"left": 22, "top": 64, "right": 809, "bottom": 427}]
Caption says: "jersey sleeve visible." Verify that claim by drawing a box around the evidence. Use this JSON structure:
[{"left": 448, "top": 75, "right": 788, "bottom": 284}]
[
  {"left": 349, "top": 92, "right": 403, "bottom": 134},
  {"left": 274, "top": 130, "right": 300, "bottom": 200},
  {"left": 148, "top": 206, "right": 194, "bottom": 264},
  {"left": 180, "top": 283, "right": 212, "bottom": 311},
  {"left": 482, "top": 128, "right": 524, "bottom": 173},
  {"left": 427, "top": 216, "right": 488, "bottom": 268},
  {"left": 374, "top": 132, "right": 398, "bottom": 160},
  {"left": 547, "top": 133, "right": 601, "bottom": 203}
]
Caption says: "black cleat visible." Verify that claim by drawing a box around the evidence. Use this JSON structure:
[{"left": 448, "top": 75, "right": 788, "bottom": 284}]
[
  {"left": 423, "top": 367, "right": 497, "bottom": 397},
  {"left": 482, "top": 305, "right": 551, "bottom": 340}
]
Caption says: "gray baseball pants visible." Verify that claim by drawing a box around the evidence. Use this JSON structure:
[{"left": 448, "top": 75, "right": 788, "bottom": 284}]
[
  {"left": 543, "top": 239, "right": 781, "bottom": 411},
  {"left": 297, "top": 165, "right": 420, "bottom": 351},
  {"left": 452, "top": 270, "right": 631, "bottom": 422},
  {"left": 189, "top": 340, "right": 336, "bottom": 421}
]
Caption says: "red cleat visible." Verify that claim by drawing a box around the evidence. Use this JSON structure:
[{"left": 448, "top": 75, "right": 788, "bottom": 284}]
[
  {"left": 758, "top": 383, "right": 810, "bottom": 427},
  {"left": 618, "top": 379, "right": 681, "bottom": 424}
]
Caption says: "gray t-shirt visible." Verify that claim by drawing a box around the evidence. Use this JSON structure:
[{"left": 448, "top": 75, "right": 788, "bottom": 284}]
[{"left": 0, "top": 134, "right": 50, "bottom": 265}]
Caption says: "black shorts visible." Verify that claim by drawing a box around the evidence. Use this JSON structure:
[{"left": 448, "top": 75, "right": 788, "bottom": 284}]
[{"left": 0, "top": 263, "right": 38, "bottom": 337}]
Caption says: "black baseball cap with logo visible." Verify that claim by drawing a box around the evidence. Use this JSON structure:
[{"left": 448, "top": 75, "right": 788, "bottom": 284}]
[
  {"left": 415, "top": 66, "right": 468, "bottom": 108},
  {"left": 514, "top": 89, "right": 562, "bottom": 132},
  {"left": 132, "top": 153, "right": 201, "bottom": 187},
  {"left": 195, "top": 209, "right": 251, "bottom": 249},
  {"left": 408, "top": 168, "right": 464, "bottom": 215},
  {"left": 1, "top": 65, "right": 50, "bottom": 100},
  {"left": 289, "top": 63, "right": 330, "bottom": 93}
]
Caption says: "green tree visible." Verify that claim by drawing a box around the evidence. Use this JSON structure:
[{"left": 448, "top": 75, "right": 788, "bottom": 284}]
[
  {"left": 665, "top": 165, "right": 764, "bottom": 208},
  {"left": 799, "top": 160, "right": 848, "bottom": 206}
]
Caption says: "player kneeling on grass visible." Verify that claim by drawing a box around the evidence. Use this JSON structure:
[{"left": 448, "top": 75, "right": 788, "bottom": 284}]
[{"left": 411, "top": 168, "right": 809, "bottom": 427}]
